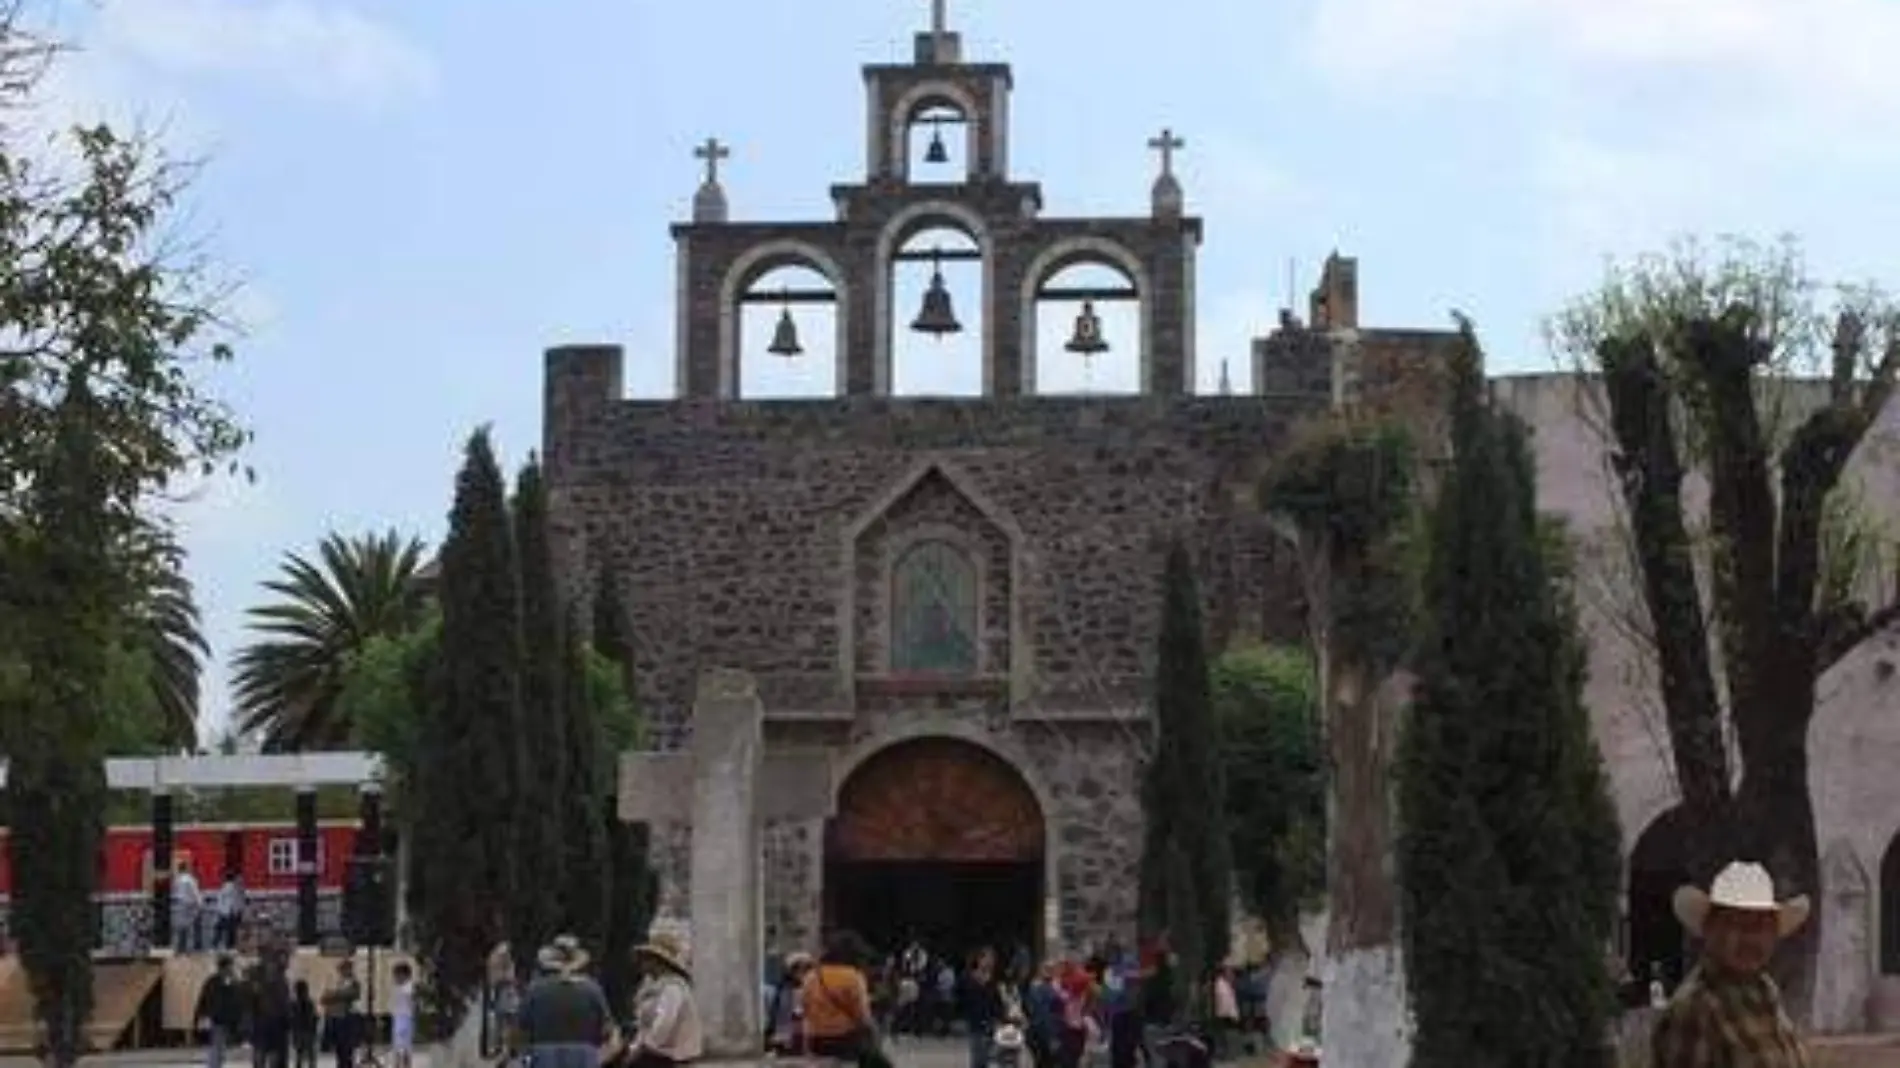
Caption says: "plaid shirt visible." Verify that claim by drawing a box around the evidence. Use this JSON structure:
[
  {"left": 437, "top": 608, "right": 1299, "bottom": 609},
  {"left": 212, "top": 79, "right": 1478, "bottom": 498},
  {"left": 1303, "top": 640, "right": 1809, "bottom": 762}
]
[{"left": 1651, "top": 966, "right": 1809, "bottom": 1068}]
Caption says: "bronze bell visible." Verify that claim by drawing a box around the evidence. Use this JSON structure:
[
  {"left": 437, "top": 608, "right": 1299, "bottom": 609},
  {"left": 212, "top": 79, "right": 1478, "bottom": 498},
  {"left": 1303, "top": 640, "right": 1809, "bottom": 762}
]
[
  {"left": 1065, "top": 300, "right": 1110, "bottom": 355},
  {"left": 767, "top": 306, "right": 803, "bottom": 357},
  {"left": 924, "top": 123, "right": 949, "bottom": 165},
  {"left": 911, "top": 265, "right": 962, "bottom": 337}
]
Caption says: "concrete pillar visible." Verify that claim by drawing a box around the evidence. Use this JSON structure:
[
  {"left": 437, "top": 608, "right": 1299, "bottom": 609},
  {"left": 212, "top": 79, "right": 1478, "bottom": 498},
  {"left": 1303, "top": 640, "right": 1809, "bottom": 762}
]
[
  {"left": 151, "top": 790, "right": 174, "bottom": 951},
  {"left": 296, "top": 787, "right": 319, "bottom": 945}
]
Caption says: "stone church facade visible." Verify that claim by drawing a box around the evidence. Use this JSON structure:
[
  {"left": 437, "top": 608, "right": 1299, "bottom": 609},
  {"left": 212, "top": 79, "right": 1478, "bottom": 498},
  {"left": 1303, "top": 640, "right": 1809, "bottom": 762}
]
[
  {"left": 538, "top": 8, "right": 1900, "bottom": 1023},
  {"left": 541, "top": 16, "right": 1316, "bottom": 955}
]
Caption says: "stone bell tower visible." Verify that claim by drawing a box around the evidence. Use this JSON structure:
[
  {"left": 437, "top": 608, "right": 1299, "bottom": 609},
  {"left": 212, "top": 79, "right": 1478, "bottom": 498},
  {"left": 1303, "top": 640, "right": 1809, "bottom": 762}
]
[{"left": 670, "top": 2, "right": 1202, "bottom": 399}]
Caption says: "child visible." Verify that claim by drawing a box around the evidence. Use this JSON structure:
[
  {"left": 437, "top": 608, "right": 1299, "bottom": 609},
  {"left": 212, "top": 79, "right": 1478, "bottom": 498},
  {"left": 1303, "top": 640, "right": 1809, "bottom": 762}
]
[
  {"left": 291, "top": 981, "right": 319, "bottom": 1068},
  {"left": 390, "top": 963, "right": 416, "bottom": 1068}
]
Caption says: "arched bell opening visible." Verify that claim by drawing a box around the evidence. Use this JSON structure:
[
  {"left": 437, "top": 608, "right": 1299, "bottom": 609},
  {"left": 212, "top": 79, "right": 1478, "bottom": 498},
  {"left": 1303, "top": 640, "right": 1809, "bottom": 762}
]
[
  {"left": 738, "top": 264, "right": 839, "bottom": 399},
  {"left": 717, "top": 241, "right": 848, "bottom": 400},
  {"left": 906, "top": 104, "right": 968, "bottom": 181},
  {"left": 1625, "top": 804, "right": 1693, "bottom": 996},
  {"left": 888, "top": 83, "right": 980, "bottom": 183},
  {"left": 1031, "top": 262, "right": 1142, "bottom": 395},
  {"left": 1018, "top": 240, "right": 1148, "bottom": 396},
  {"left": 890, "top": 224, "right": 984, "bottom": 397}
]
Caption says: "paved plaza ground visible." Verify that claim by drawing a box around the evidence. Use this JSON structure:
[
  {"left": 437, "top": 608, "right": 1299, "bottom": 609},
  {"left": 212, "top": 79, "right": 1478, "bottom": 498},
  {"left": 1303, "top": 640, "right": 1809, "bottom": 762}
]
[{"left": 5, "top": 1033, "right": 1900, "bottom": 1068}]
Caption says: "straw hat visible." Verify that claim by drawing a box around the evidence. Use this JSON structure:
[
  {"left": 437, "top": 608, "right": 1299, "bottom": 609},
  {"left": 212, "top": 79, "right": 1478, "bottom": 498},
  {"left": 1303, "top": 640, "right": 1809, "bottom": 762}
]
[
  {"left": 1672, "top": 861, "right": 1811, "bottom": 939},
  {"left": 633, "top": 933, "right": 691, "bottom": 978}
]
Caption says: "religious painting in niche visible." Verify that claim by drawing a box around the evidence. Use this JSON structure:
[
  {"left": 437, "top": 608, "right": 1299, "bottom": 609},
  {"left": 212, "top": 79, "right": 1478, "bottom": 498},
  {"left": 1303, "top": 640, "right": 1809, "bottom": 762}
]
[{"left": 890, "top": 540, "right": 979, "bottom": 675}]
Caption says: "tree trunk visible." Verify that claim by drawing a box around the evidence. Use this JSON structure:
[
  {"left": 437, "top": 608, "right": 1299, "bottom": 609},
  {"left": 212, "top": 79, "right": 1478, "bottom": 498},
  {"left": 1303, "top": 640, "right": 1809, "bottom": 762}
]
[
  {"left": 1324, "top": 659, "right": 1402, "bottom": 952},
  {"left": 1732, "top": 668, "right": 1822, "bottom": 1019}
]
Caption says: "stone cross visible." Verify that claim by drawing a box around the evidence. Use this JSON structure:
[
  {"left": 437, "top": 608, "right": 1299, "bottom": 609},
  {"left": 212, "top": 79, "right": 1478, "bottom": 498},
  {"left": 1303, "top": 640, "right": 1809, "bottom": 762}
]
[
  {"left": 694, "top": 137, "right": 729, "bottom": 186},
  {"left": 618, "top": 669, "right": 834, "bottom": 1059},
  {"left": 1148, "top": 128, "right": 1185, "bottom": 177}
]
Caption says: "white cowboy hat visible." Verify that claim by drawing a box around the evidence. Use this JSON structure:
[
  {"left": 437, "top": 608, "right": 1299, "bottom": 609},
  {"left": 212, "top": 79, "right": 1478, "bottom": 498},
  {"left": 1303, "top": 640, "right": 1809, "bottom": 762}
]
[
  {"left": 633, "top": 933, "right": 691, "bottom": 979},
  {"left": 1672, "top": 861, "right": 1811, "bottom": 938}
]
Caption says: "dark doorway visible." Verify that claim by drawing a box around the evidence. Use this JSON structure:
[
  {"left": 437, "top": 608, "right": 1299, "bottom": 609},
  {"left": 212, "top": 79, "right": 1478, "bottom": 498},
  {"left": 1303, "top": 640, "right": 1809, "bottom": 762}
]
[
  {"left": 1628, "top": 805, "right": 1693, "bottom": 992},
  {"left": 826, "top": 860, "right": 1041, "bottom": 959},
  {"left": 825, "top": 737, "right": 1047, "bottom": 962}
]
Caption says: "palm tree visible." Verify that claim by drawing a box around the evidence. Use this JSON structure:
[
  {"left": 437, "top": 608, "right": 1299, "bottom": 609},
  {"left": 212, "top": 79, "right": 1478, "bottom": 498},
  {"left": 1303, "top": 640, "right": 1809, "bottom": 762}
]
[
  {"left": 231, "top": 530, "right": 431, "bottom": 750},
  {"left": 133, "top": 551, "right": 210, "bottom": 751}
]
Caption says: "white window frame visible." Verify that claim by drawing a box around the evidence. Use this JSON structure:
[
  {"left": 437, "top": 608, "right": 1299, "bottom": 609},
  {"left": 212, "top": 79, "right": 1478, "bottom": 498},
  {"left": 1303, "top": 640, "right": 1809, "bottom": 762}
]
[{"left": 266, "top": 837, "right": 322, "bottom": 877}]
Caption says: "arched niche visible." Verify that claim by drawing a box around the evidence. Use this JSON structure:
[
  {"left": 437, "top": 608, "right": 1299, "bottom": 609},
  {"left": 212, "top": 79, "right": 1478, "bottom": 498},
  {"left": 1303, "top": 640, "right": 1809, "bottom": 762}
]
[
  {"left": 716, "top": 239, "right": 849, "bottom": 399},
  {"left": 1626, "top": 804, "right": 1693, "bottom": 991},
  {"left": 1018, "top": 236, "right": 1150, "bottom": 396},
  {"left": 887, "top": 81, "right": 982, "bottom": 182},
  {"left": 875, "top": 201, "right": 992, "bottom": 397}
]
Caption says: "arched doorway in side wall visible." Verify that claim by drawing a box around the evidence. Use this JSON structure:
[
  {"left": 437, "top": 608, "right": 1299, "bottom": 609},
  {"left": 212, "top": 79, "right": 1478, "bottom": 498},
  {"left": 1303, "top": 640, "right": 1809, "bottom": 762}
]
[
  {"left": 1628, "top": 805, "right": 1694, "bottom": 992},
  {"left": 824, "top": 737, "right": 1045, "bottom": 961}
]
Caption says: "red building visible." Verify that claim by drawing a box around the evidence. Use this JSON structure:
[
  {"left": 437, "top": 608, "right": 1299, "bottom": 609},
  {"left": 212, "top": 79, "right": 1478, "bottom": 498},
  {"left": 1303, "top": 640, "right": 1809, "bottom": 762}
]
[{"left": 0, "top": 821, "right": 361, "bottom": 901}]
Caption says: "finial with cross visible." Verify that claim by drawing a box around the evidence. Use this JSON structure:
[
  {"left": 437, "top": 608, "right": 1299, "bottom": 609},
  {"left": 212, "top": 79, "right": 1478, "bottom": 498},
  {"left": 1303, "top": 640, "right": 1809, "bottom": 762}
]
[
  {"left": 1148, "top": 128, "right": 1185, "bottom": 177},
  {"left": 694, "top": 137, "right": 730, "bottom": 186}
]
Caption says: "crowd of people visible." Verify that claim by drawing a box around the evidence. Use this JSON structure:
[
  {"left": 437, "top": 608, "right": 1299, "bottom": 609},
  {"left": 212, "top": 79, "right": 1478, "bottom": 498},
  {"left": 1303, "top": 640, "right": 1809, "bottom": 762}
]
[
  {"left": 182, "top": 851, "right": 1820, "bottom": 1068},
  {"left": 759, "top": 932, "right": 1294, "bottom": 1068},
  {"left": 190, "top": 937, "right": 415, "bottom": 1068}
]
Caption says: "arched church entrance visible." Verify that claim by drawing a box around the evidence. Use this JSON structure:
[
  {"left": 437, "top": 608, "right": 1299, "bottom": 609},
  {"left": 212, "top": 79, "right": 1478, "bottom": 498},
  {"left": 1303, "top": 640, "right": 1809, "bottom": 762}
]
[
  {"left": 1627, "top": 805, "right": 1693, "bottom": 992},
  {"left": 825, "top": 737, "right": 1045, "bottom": 961}
]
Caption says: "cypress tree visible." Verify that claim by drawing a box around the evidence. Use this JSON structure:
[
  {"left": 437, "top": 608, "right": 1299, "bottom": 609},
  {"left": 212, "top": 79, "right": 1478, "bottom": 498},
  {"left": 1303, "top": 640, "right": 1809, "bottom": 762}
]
[
  {"left": 1397, "top": 321, "right": 1622, "bottom": 1068},
  {"left": 412, "top": 427, "right": 523, "bottom": 1002},
  {"left": 557, "top": 602, "right": 610, "bottom": 951},
  {"left": 592, "top": 566, "right": 657, "bottom": 1014},
  {"left": 508, "top": 457, "right": 567, "bottom": 963},
  {"left": 1138, "top": 542, "right": 1233, "bottom": 1007},
  {"left": 2, "top": 404, "right": 123, "bottom": 1066}
]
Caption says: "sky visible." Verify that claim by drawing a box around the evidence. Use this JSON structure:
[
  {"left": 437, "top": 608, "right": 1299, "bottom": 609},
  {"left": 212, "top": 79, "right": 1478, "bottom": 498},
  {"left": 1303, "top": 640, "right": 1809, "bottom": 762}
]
[{"left": 21, "top": 0, "right": 1900, "bottom": 740}]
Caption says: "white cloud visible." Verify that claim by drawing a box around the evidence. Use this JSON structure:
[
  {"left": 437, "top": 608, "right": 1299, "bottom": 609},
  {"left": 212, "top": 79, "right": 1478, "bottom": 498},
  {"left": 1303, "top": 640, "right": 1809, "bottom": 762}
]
[
  {"left": 1302, "top": 0, "right": 1900, "bottom": 306},
  {"left": 95, "top": 0, "right": 436, "bottom": 108},
  {"left": 1305, "top": 0, "right": 1900, "bottom": 131},
  {"left": 1187, "top": 129, "right": 1309, "bottom": 228}
]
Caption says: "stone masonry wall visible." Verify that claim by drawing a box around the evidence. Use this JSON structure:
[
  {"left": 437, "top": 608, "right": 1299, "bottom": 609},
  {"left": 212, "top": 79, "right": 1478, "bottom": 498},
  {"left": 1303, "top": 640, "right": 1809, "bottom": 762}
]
[
  {"left": 546, "top": 359, "right": 1316, "bottom": 745},
  {"left": 546, "top": 348, "right": 1320, "bottom": 946}
]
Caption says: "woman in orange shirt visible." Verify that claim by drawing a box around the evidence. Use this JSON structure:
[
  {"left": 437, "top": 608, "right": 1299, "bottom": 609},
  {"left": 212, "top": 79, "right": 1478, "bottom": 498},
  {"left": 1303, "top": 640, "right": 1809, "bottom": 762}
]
[{"left": 800, "top": 931, "right": 894, "bottom": 1068}]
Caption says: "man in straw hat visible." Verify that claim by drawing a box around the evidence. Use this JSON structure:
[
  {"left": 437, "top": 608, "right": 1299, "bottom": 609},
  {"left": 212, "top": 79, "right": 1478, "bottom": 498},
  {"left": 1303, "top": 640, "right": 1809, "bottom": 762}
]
[
  {"left": 516, "top": 935, "right": 616, "bottom": 1068},
  {"left": 624, "top": 934, "right": 702, "bottom": 1068},
  {"left": 1651, "top": 860, "right": 1811, "bottom": 1068}
]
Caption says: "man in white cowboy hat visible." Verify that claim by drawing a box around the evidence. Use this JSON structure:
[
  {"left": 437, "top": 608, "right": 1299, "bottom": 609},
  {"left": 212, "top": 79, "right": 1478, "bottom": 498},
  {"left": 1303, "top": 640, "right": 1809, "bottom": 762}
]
[
  {"left": 1651, "top": 860, "right": 1811, "bottom": 1068},
  {"left": 516, "top": 935, "right": 616, "bottom": 1068},
  {"left": 625, "top": 934, "right": 703, "bottom": 1068}
]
